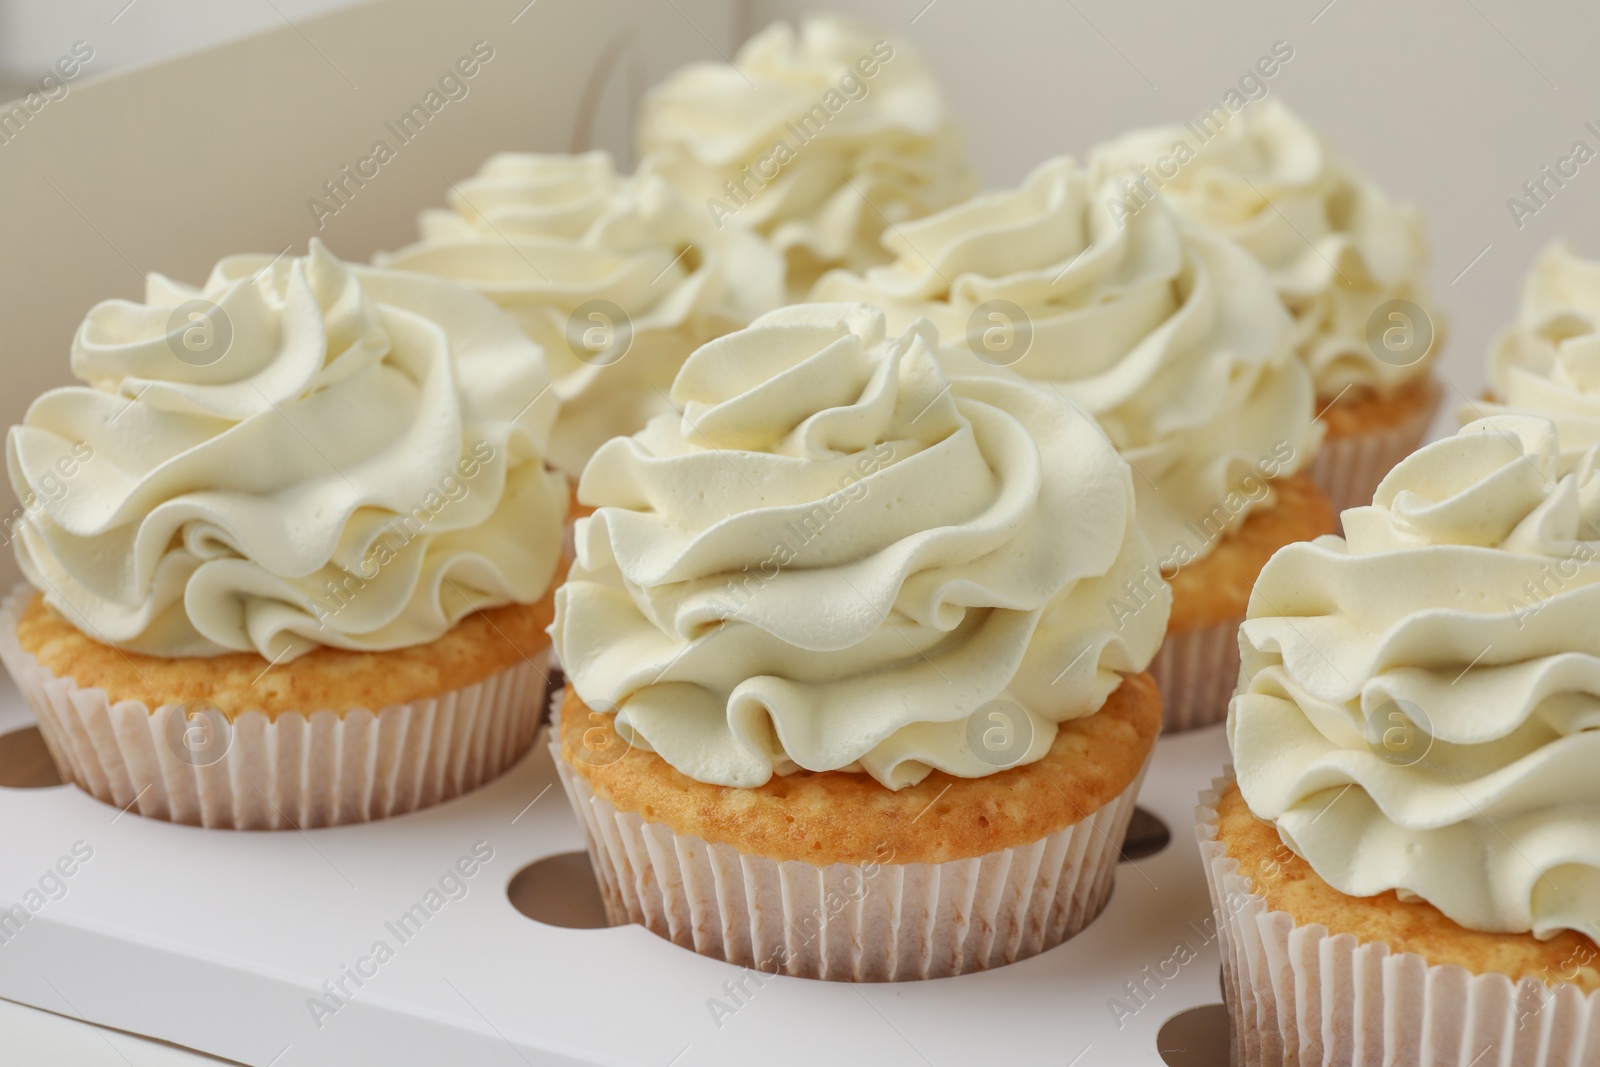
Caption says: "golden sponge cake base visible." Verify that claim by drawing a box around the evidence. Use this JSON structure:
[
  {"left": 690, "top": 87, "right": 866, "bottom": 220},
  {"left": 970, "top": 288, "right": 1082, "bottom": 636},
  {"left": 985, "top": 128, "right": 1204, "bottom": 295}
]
[
  {"left": 1216, "top": 782, "right": 1600, "bottom": 991},
  {"left": 559, "top": 672, "right": 1161, "bottom": 867},
  {"left": 16, "top": 590, "right": 553, "bottom": 719}
]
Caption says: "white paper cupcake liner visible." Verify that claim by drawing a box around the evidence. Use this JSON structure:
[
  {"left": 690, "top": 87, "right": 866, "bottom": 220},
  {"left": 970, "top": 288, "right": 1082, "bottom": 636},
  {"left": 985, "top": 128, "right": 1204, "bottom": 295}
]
[
  {"left": 550, "top": 700, "right": 1150, "bottom": 982},
  {"left": 1308, "top": 378, "right": 1442, "bottom": 519},
  {"left": 1198, "top": 774, "right": 1600, "bottom": 1066},
  {"left": 0, "top": 586, "right": 549, "bottom": 830},
  {"left": 1148, "top": 617, "right": 1242, "bottom": 732}
]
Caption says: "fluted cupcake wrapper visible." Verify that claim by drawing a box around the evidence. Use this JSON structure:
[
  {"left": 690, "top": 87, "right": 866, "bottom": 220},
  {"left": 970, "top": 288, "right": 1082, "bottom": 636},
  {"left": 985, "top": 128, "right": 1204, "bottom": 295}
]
[
  {"left": 550, "top": 699, "right": 1149, "bottom": 982},
  {"left": 1198, "top": 775, "right": 1600, "bottom": 1067},
  {"left": 1308, "top": 380, "right": 1442, "bottom": 519},
  {"left": 0, "top": 586, "right": 548, "bottom": 830},
  {"left": 1149, "top": 617, "right": 1243, "bottom": 733}
]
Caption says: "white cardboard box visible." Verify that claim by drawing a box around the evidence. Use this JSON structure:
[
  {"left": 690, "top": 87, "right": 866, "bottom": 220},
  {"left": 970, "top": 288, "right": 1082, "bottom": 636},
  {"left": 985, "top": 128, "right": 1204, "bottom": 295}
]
[{"left": 0, "top": 673, "right": 1232, "bottom": 1066}]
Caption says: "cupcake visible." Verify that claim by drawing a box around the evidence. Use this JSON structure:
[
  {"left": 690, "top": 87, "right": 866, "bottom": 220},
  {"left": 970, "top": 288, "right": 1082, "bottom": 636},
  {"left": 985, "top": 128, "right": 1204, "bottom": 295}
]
[
  {"left": 1205, "top": 414, "right": 1600, "bottom": 1064},
  {"left": 0, "top": 241, "right": 567, "bottom": 828},
  {"left": 814, "top": 156, "right": 1332, "bottom": 731},
  {"left": 381, "top": 150, "right": 783, "bottom": 481},
  {"left": 551, "top": 303, "right": 1168, "bottom": 980},
  {"left": 636, "top": 15, "right": 977, "bottom": 297},
  {"left": 1478, "top": 243, "right": 1600, "bottom": 453},
  {"left": 1091, "top": 100, "right": 1443, "bottom": 516}
]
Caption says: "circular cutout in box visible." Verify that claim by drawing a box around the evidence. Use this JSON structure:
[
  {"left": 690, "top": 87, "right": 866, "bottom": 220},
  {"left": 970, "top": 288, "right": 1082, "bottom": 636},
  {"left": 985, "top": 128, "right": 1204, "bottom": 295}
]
[
  {"left": 507, "top": 851, "right": 611, "bottom": 930},
  {"left": 1121, "top": 806, "right": 1171, "bottom": 862},
  {"left": 1157, "top": 1003, "right": 1229, "bottom": 1066},
  {"left": 0, "top": 726, "right": 64, "bottom": 789}
]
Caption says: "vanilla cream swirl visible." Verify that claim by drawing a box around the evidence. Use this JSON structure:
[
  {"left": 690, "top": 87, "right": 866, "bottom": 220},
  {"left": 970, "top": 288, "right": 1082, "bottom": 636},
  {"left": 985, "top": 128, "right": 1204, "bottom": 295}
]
[
  {"left": 551, "top": 303, "right": 1167, "bottom": 789},
  {"left": 383, "top": 151, "right": 783, "bottom": 475},
  {"left": 1232, "top": 414, "right": 1600, "bottom": 938},
  {"left": 813, "top": 155, "right": 1320, "bottom": 561},
  {"left": 1479, "top": 243, "right": 1600, "bottom": 453},
  {"left": 1090, "top": 100, "right": 1438, "bottom": 399},
  {"left": 7, "top": 240, "right": 566, "bottom": 661},
  {"left": 636, "top": 15, "right": 976, "bottom": 292}
]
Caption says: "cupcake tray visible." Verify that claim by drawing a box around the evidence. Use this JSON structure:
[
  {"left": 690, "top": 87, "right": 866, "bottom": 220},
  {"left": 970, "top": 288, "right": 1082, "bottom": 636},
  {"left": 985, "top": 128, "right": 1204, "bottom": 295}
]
[{"left": 0, "top": 674, "right": 1232, "bottom": 1066}]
